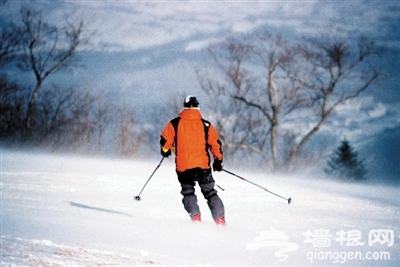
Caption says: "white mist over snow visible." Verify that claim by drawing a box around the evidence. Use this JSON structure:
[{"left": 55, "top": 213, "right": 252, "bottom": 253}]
[{"left": 1, "top": 149, "right": 399, "bottom": 266}]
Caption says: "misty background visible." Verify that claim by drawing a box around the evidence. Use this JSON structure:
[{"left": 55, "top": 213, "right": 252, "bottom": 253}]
[{"left": 1, "top": 0, "right": 399, "bottom": 184}]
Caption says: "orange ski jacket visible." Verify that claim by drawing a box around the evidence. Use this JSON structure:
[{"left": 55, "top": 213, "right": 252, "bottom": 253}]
[{"left": 160, "top": 109, "right": 223, "bottom": 172}]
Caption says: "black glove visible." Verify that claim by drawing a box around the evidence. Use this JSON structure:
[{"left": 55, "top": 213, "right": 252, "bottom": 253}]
[
  {"left": 160, "top": 147, "right": 171, "bottom": 158},
  {"left": 212, "top": 159, "right": 223, "bottom": 172}
]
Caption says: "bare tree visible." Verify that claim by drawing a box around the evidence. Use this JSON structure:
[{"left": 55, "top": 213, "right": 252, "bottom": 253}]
[
  {"left": 32, "top": 85, "right": 112, "bottom": 152},
  {"left": 0, "top": 76, "right": 29, "bottom": 138},
  {"left": 116, "top": 104, "right": 144, "bottom": 157},
  {"left": 17, "top": 6, "right": 90, "bottom": 130},
  {"left": 284, "top": 36, "right": 381, "bottom": 171},
  {"left": 93, "top": 95, "right": 113, "bottom": 151},
  {"left": 32, "top": 85, "right": 77, "bottom": 145},
  {"left": 0, "top": 22, "right": 24, "bottom": 66},
  {"left": 197, "top": 30, "right": 383, "bottom": 172}
]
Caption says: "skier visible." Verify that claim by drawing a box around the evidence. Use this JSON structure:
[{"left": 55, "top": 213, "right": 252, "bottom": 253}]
[{"left": 160, "top": 95, "right": 226, "bottom": 226}]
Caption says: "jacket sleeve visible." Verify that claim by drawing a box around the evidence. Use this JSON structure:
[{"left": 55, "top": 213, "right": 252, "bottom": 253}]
[
  {"left": 160, "top": 121, "right": 175, "bottom": 150},
  {"left": 207, "top": 124, "right": 223, "bottom": 161}
]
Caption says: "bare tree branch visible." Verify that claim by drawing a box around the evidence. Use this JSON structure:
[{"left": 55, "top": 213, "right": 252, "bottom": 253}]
[
  {"left": 18, "top": 6, "right": 90, "bottom": 130},
  {"left": 198, "top": 29, "right": 384, "bottom": 172}
]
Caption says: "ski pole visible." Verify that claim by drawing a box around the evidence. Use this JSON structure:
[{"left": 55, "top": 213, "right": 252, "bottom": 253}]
[
  {"left": 215, "top": 183, "right": 225, "bottom": 191},
  {"left": 222, "top": 169, "right": 292, "bottom": 205},
  {"left": 134, "top": 157, "right": 165, "bottom": 201}
]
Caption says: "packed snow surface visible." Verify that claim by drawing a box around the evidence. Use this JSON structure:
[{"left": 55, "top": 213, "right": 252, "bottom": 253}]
[{"left": 1, "top": 150, "right": 399, "bottom": 266}]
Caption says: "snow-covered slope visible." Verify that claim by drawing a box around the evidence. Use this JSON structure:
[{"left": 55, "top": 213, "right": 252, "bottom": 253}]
[{"left": 1, "top": 150, "right": 399, "bottom": 266}]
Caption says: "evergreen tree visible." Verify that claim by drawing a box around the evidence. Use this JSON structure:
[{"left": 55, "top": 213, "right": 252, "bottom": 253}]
[{"left": 324, "top": 140, "right": 367, "bottom": 181}]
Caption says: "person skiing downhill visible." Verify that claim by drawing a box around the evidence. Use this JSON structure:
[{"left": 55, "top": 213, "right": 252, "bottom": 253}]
[{"left": 160, "top": 96, "right": 226, "bottom": 226}]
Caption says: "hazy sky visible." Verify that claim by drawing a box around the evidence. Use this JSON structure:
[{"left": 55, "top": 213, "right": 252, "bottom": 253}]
[
  {"left": 1, "top": 1, "right": 400, "bottom": 173},
  {"left": 3, "top": 1, "right": 399, "bottom": 51}
]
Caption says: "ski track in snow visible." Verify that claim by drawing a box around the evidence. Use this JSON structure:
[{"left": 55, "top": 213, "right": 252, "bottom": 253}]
[{"left": 1, "top": 150, "right": 399, "bottom": 266}]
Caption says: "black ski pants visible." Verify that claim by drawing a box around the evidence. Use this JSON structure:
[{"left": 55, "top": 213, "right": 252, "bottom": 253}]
[{"left": 177, "top": 167, "right": 225, "bottom": 220}]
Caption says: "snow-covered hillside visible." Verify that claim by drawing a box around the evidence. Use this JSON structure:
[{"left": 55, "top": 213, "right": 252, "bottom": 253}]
[{"left": 1, "top": 150, "right": 399, "bottom": 266}]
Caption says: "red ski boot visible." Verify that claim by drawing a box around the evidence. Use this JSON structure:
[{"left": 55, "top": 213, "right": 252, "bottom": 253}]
[
  {"left": 215, "top": 217, "right": 227, "bottom": 227},
  {"left": 191, "top": 214, "right": 201, "bottom": 222}
]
